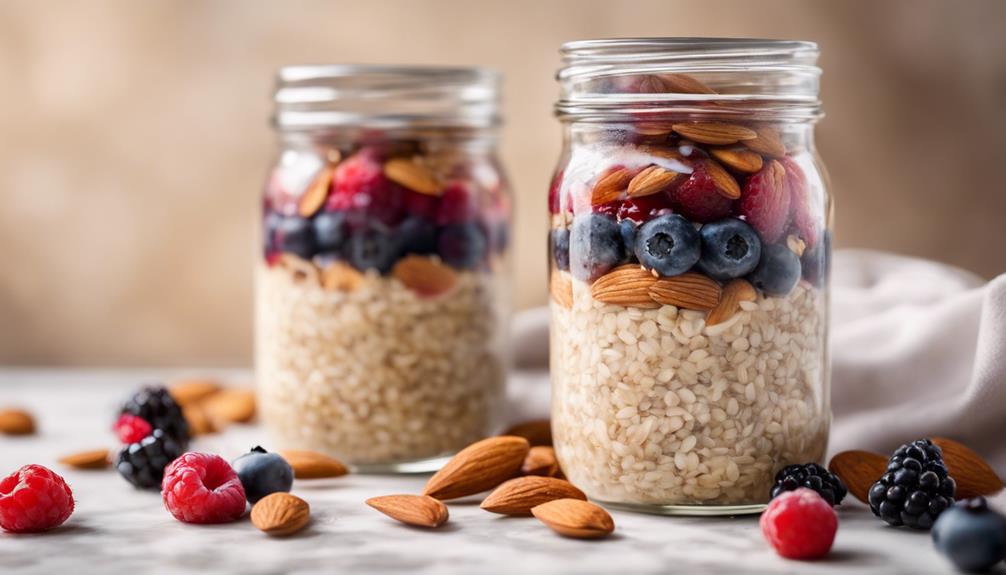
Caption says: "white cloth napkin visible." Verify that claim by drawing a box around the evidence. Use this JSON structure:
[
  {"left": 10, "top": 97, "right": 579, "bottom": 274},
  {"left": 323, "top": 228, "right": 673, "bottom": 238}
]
[{"left": 508, "top": 249, "right": 1006, "bottom": 474}]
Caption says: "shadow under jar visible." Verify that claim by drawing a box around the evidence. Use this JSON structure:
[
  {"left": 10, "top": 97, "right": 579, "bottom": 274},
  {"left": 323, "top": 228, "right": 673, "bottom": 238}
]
[
  {"left": 548, "top": 39, "right": 832, "bottom": 514},
  {"left": 257, "top": 66, "right": 511, "bottom": 473}
]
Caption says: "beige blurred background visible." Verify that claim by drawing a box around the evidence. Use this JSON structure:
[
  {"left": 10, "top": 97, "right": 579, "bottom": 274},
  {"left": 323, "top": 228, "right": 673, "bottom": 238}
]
[{"left": 1, "top": 0, "right": 1004, "bottom": 366}]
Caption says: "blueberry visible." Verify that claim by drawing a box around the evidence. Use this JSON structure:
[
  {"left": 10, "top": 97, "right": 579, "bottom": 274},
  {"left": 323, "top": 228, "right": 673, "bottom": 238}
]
[
  {"left": 748, "top": 244, "right": 801, "bottom": 297},
  {"left": 619, "top": 220, "right": 637, "bottom": 262},
  {"left": 313, "top": 211, "right": 347, "bottom": 254},
  {"left": 551, "top": 228, "right": 570, "bottom": 271},
  {"left": 232, "top": 446, "right": 294, "bottom": 504},
  {"left": 802, "top": 230, "right": 831, "bottom": 286},
  {"left": 438, "top": 223, "right": 487, "bottom": 269},
  {"left": 569, "top": 213, "right": 626, "bottom": 282},
  {"left": 633, "top": 214, "right": 700, "bottom": 277},
  {"left": 275, "top": 216, "right": 316, "bottom": 259},
  {"left": 933, "top": 498, "right": 1006, "bottom": 573},
  {"left": 348, "top": 223, "right": 399, "bottom": 274},
  {"left": 697, "top": 218, "right": 762, "bottom": 281},
  {"left": 398, "top": 217, "right": 438, "bottom": 256}
]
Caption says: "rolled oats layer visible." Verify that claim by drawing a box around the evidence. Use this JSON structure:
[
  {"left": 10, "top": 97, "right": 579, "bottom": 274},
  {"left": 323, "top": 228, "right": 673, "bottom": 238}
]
[
  {"left": 550, "top": 281, "right": 828, "bottom": 506},
  {"left": 256, "top": 265, "right": 506, "bottom": 465}
]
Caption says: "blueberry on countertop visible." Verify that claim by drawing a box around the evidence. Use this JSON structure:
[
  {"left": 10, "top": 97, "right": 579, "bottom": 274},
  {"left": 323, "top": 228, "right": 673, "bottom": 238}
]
[
  {"left": 698, "top": 218, "right": 762, "bottom": 281},
  {"left": 232, "top": 446, "right": 295, "bottom": 504},
  {"left": 933, "top": 497, "right": 1006, "bottom": 573},
  {"left": 569, "top": 213, "right": 626, "bottom": 282},
  {"left": 748, "top": 244, "right": 801, "bottom": 297},
  {"left": 633, "top": 214, "right": 700, "bottom": 277}
]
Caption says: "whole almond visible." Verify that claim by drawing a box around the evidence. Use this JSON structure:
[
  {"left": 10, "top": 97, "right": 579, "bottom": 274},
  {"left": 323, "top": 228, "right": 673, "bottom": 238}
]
[
  {"left": 655, "top": 73, "right": 716, "bottom": 95},
  {"left": 933, "top": 437, "right": 1005, "bottom": 499},
  {"left": 744, "top": 125, "right": 786, "bottom": 157},
  {"left": 702, "top": 158, "right": 741, "bottom": 199},
  {"left": 481, "top": 476, "right": 586, "bottom": 516},
  {"left": 710, "top": 148, "right": 763, "bottom": 174},
  {"left": 671, "top": 122, "right": 757, "bottom": 146},
  {"left": 298, "top": 165, "right": 334, "bottom": 217},
  {"left": 321, "top": 261, "right": 364, "bottom": 292},
  {"left": 0, "top": 408, "right": 35, "bottom": 435},
  {"left": 648, "top": 273, "right": 722, "bottom": 311},
  {"left": 626, "top": 165, "right": 682, "bottom": 198},
  {"left": 279, "top": 450, "right": 349, "bottom": 479},
  {"left": 168, "top": 378, "right": 222, "bottom": 407},
  {"left": 590, "top": 265, "right": 660, "bottom": 308},
  {"left": 367, "top": 494, "right": 449, "bottom": 528},
  {"left": 828, "top": 450, "right": 892, "bottom": 503},
  {"left": 591, "top": 167, "right": 633, "bottom": 206},
  {"left": 502, "top": 420, "right": 553, "bottom": 447},
  {"left": 59, "top": 448, "right": 111, "bottom": 470},
  {"left": 251, "top": 492, "right": 310, "bottom": 537},
  {"left": 392, "top": 255, "right": 458, "bottom": 297},
  {"left": 531, "top": 499, "right": 615, "bottom": 539},
  {"left": 705, "top": 279, "right": 757, "bottom": 326},
  {"left": 384, "top": 157, "right": 441, "bottom": 196},
  {"left": 423, "top": 436, "right": 530, "bottom": 500},
  {"left": 202, "top": 388, "right": 256, "bottom": 425},
  {"left": 550, "top": 272, "right": 574, "bottom": 310},
  {"left": 522, "top": 446, "right": 561, "bottom": 477}
]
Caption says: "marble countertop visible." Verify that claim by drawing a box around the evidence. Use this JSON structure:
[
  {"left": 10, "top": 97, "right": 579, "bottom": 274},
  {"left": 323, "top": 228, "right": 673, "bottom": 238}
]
[{"left": 0, "top": 369, "right": 969, "bottom": 574}]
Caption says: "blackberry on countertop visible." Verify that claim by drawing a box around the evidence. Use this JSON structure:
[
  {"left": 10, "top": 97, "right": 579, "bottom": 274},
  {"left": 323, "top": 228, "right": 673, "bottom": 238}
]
[
  {"left": 116, "top": 429, "right": 185, "bottom": 489},
  {"left": 869, "top": 439, "right": 956, "bottom": 529},
  {"left": 770, "top": 463, "right": 847, "bottom": 506},
  {"left": 121, "top": 386, "right": 190, "bottom": 448}
]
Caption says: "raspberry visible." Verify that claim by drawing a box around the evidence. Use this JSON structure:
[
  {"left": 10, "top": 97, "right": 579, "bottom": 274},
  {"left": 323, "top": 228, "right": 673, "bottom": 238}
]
[
  {"left": 617, "top": 194, "right": 673, "bottom": 224},
  {"left": 760, "top": 488, "right": 838, "bottom": 560},
  {"left": 162, "top": 452, "right": 247, "bottom": 524},
  {"left": 0, "top": 465, "right": 75, "bottom": 533},
  {"left": 780, "top": 157, "right": 819, "bottom": 249},
  {"left": 327, "top": 148, "right": 404, "bottom": 227},
  {"left": 669, "top": 163, "right": 732, "bottom": 223},
  {"left": 403, "top": 189, "right": 440, "bottom": 220},
  {"left": 436, "top": 181, "right": 479, "bottom": 225},
  {"left": 114, "top": 414, "right": 153, "bottom": 444},
  {"left": 737, "top": 160, "right": 791, "bottom": 243}
]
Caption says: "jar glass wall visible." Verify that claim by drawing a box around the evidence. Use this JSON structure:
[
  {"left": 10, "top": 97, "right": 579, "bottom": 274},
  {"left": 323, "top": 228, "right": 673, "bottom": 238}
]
[
  {"left": 257, "top": 66, "right": 511, "bottom": 472},
  {"left": 548, "top": 39, "right": 831, "bottom": 514}
]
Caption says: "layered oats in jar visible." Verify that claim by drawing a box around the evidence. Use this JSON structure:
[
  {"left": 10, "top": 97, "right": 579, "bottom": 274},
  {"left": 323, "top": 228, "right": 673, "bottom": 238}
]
[
  {"left": 257, "top": 66, "right": 510, "bottom": 471},
  {"left": 549, "top": 39, "right": 832, "bottom": 513}
]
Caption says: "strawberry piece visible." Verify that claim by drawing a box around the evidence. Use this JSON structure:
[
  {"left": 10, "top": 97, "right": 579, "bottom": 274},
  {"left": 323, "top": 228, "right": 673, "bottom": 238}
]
[
  {"left": 668, "top": 163, "right": 732, "bottom": 223},
  {"left": 780, "top": 157, "right": 820, "bottom": 249},
  {"left": 737, "top": 160, "right": 791, "bottom": 243}
]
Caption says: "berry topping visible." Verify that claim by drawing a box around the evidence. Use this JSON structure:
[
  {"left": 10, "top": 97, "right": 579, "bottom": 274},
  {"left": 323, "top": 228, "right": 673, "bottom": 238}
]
[
  {"left": 436, "top": 181, "right": 479, "bottom": 226},
  {"left": 274, "top": 216, "right": 317, "bottom": 260},
  {"left": 668, "top": 163, "right": 733, "bottom": 223},
  {"left": 404, "top": 189, "right": 440, "bottom": 221},
  {"left": 933, "top": 497, "right": 1006, "bottom": 573},
  {"left": 748, "top": 244, "right": 802, "bottom": 297},
  {"left": 437, "top": 223, "right": 488, "bottom": 269},
  {"left": 616, "top": 194, "right": 673, "bottom": 224},
  {"left": 347, "top": 224, "right": 399, "bottom": 274},
  {"left": 697, "top": 218, "right": 762, "bottom": 281},
  {"left": 0, "top": 465, "right": 74, "bottom": 533},
  {"left": 869, "top": 439, "right": 956, "bottom": 529},
  {"left": 760, "top": 488, "right": 838, "bottom": 560},
  {"left": 770, "top": 463, "right": 848, "bottom": 506},
  {"left": 162, "top": 452, "right": 247, "bottom": 524},
  {"left": 633, "top": 214, "right": 701, "bottom": 277},
  {"left": 312, "top": 211, "right": 347, "bottom": 255},
  {"left": 398, "top": 217, "right": 438, "bottom": 256},
  {"left": 548, "top": 169, "right": 564, "bottom": 214},
  {"left": 551, "top": 228, "right": 570, "bottom": 271},
  {"left": 328, "top": 148, "right": 404, "bottom": 227},
  {"left": 781, "top": 157, "right": 819, "bottom": 249},
  {"left": 569, "top": 213, "right": 627, "bottom": 282},
  {"left": 120, "top": 386, "right": 189, "bottom": 448},
  {"left": 232, "top": 447, "right": 294, "bottom": 504},
  {"left": 114, "top": 414, "right": 153, "bottom": 444},
  {"left": 116, "top": 428, "right": 186, "bottom": 490},
  {"left": 737, "top": 160, "right": 791, "bottom": 243}
]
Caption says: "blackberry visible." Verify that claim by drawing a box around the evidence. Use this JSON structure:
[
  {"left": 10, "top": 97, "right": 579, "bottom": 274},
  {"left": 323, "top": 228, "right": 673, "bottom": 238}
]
[
  {"left": 868, "top": 439, "right": 956, "bottom": 529},
  {"left": 121, "top": 386, "right": 190, "bottom": 448},
  {"left": 115, "top": 429, "right": 185, "bottom": 489},
  {"left": 770, "top": 463, "right": 847, "bottom": 506}
]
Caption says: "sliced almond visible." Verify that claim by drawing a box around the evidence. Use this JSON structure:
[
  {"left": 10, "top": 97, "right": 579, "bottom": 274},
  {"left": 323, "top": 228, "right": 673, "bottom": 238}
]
[
  {"left": 168, "top": 378, "right": 222, "bottom": 407},
  {"left": 423, "top": 436, "right": 530, "bottom": 500},
  {"left": 278, "top": 254, "right": 320, "bottom": 286},
  {"left": 481, "top": 476, "right": 587, "bottom": 516},
  {"left": 367, "top": 494, "right": 449, "bottom": 528},
  {"left": 591, "top": 167, "right": 633, "bottom": 206},
  {"left": 933, "top": 437, "right": 1005, "bottom": 499},
  {"left": 590, "top": 264, "right": 660, "bottom": 308},
  {"left": 279, "top": 450, "right": 349, "bottom": 479},
  {"left": 298, "top": 165, "right": 334, "bottom": 218},
  {"left": 550, "top": 272, "right": 573, "bottom": 310},
  {"left": 828, "top": 450, "right": 889, "bottom": 504},
  {"left": 531, "top": 498, "right": 614, "bottom": 539},
  {"left": 502, "top": 420, "right": 553, "bottom": 447},
  {"left": 202, "top": 388, "right": 256, "bottom": 425},
  {"left": 251, "top": 492, "right": 310, "bottom": 537},
  {"left": 706, "top": 279, "right": 757, "bottom": 326},
  {"left": 183, "top": 403, "right": 217, "bottom": 436},
  {"left": 671, "top": 122, "right": 757, "bottom": 146},
  {"left": 392, "top": 255, "right": 458, "bottom": 298},
  {"left": 59, "top": 448, "right": 111, "bottom": 470},
  {"left": 656, "top": 73, "right": 716, "bottom": 95},
  {"left": 648, "top": 272, "right": 722, "bottom": 311},
  {"left": 522, "top": 446, "right": 561, "bottom": 477},
  {"left": 320, "top": 261, "right": 364, "bottom": 292},
  {"left": 627, "top": 165, "right": 682, "bottom": 198},
  {"left": 710, "top": 148, "right": 763, "bottom": 173},
  {"left": 702, "top": 158, "right": 741, "bottom": 199},
  {"left": 383, "top": 157, "right": 441, "bottom": 196},
  {"left": 744, "top": 125, "right": 786, "bottom": 157},
  {"left": 0, "top": 408, "right": 35, "bottom": 435}
]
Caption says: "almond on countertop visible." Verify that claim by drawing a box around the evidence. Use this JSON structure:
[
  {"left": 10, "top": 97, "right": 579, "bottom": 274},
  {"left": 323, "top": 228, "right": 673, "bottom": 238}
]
[
  {"left": 0, "top": 408, "right": 36, "bottom": 436},
  {"left": 167, "top": 378, "right": 222, "bottom": 407},
  {"left": 502, "top": 420, "right": 553, "bottom": 447},
  {"left": 251, "top": 492, "right": 311, "bottom": 537},
  {"left": 279, "top": 450, "right": 349, "bottom": 479},
  {"left": 522, "top": 446, "right": 561, "bottom": 477},
  {"left": 828, "top": 450, "right": 887, "bottom": 504},
  {"left": 480, "top": 476, "right": 586, "bottom": 516},
  {"left": 366, "top": 494, "right": 449, "bottom": 528},
  {"left": 201, "top": 388, "right": 256, "bottom": 425},
  {"left": 423, "top": 436, "right": 529, "bottom": 500},
  {"left": 58, "top": 449, "right": 111, "bottom": 470},
  {"left": 531, "top": 498, "right": 615, "bottom": 539}
]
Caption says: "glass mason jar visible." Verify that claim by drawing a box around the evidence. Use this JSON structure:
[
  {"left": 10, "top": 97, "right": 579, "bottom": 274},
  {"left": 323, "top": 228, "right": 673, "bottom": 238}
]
[
  {"left": 548, "top": 39, "right": 832, "bottom": 514},
  {"left": 257, "top": 66, "right": 511, "bottom": 472}
]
